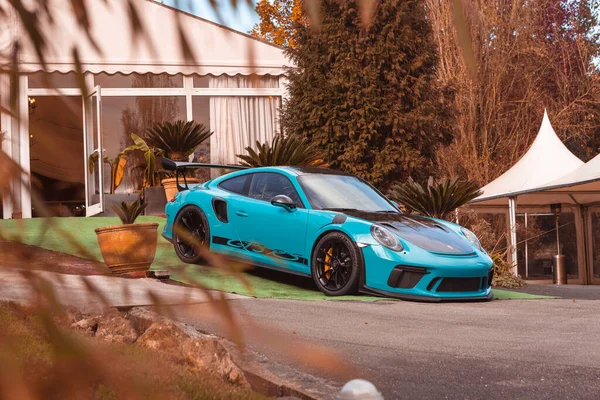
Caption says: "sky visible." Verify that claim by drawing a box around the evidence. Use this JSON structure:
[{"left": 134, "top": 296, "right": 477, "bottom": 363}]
[{"left": 160, "top": 0, "right": 260, "bottom": 33}]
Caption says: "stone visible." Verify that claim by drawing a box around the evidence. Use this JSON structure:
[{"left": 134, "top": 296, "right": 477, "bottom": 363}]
[
  {"left": 136, "top": 320, "right": 190, "bottom": 353},
  {"left": 71, "top": 317, "right": 98, "bottom": 336},
  {"left": 136, "top": 319, "right": 248, "bottom": 387},
  {"left": 183, "top": 336, "right": 247, "bottom": 386},
  {"left": 95, "top": 309, "right": 138, "bottom": 344},
  {"left": 62, "top": 306, "right": 84, "bottom": 325},
  {"left": 126, "top": 307, "right": 169, "bottom": 335}
]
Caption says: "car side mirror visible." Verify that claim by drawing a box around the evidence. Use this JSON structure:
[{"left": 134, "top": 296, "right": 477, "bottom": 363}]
[{"left": 271, "top": 195, "right": 296, "bottom": 212}]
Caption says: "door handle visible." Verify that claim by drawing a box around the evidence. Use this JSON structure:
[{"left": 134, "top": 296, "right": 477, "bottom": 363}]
[{"left": 235, "top": 210, "right": 248, "bottom": 217}]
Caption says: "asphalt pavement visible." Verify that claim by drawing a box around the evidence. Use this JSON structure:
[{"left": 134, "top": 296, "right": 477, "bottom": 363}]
[
  {"left": 170, "top": 297, "right": 600, "bottom": 399},
  {"left": 3, "top": 266, "right": 599, "bottom": 399}
]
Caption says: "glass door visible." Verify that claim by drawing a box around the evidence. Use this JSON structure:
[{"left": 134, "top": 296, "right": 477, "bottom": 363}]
[
  {"left": 82, "top": 86, "right": 103, "bottom": 216},
  {"left": 586, "top": 207, "right": 600, "bottom": 283}
]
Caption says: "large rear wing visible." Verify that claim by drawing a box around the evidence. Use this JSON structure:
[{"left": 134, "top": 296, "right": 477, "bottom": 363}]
[{"left": 162, "top": 158, "right": 249, "bottom": 192}]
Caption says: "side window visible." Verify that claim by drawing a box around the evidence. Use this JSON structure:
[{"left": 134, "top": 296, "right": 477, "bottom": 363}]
[
  {"left": 249, "top": 173, "right": 304, "bottom": 208},
  {"left": 218, "top": 174, "right": 252, "bottom": 195}
]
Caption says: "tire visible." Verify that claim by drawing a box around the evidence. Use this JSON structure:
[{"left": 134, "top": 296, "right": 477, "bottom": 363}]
[
  {"left": 311, "top": 231, "right": 361, "bottom": 296},
  {"left": 173, "top": 205, "right": 210, "bottom": 264}
]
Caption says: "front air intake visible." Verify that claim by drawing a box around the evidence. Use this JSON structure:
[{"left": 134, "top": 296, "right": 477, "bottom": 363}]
[
  {"left": 387, "top": 266, "right": 427, "bottom": 289},
  {"left": 436, "top": 277, "right": 481, "bottom": 292}
]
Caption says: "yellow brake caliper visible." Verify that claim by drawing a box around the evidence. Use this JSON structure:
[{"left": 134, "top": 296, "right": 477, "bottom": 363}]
[{"left": 324, "top": 248, "right": 333, "bottom": 279}]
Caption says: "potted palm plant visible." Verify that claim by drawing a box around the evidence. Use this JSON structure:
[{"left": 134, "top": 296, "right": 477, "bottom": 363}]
[
  {"left": 144, "top": 120, "right": 213, "bottom": 200},
  {"left": 237, "top": 134, "right": 328, "bottom": 167},
  {"left": 95, "top": 200, "right": 158, "bottom": 277}
]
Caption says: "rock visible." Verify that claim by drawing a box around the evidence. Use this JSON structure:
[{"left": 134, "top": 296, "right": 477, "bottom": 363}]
[
  {"left": 126, "top": 307, "right": 169, "bottom": 335},
  {"left": 136, "top": 320, "right": 190, "bottom": 353},
  {"left": 63, "top": 306, "right": 84, "bottom": 325},
  {"left": 71, "top": 317, "right": 98, "bottom": 336},
  {"left": 183, "top": 336, "right": 248, "bottom": 386},
  {"left": 95, "top": 309, "right": 138, "bottom": 344},
  {"left": 137, "top": 319, "right": 248, "bottom": 387}
]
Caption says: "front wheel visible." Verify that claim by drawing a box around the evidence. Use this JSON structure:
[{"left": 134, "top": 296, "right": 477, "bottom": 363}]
[
  {"left": 311, "top": 231, "right": 361, "bottom": 296},
  {"left": 173, "top": 205, "right": 210, "bottom": 264}
]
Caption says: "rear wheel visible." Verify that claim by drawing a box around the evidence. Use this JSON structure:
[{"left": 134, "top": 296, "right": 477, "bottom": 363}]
[
  {"left": 173, "top": 205, "right": 210, "bottom": 264},
  {"left": 311, "top": 231, "right": 361, "bottom": 296}
]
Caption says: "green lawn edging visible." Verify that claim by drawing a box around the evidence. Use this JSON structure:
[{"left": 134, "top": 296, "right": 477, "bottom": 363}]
[{"left": 1, "top": 217, "right": 554, "bottom": 302}]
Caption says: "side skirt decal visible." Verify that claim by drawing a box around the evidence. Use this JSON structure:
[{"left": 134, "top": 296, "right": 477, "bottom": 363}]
[{"left": 212, "top": 236, "right": 308, "bottom": 265}]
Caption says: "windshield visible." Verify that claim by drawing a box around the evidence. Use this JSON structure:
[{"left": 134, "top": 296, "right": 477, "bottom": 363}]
[{"left": 298, "top": 174, "right": 397, "bottom": 212}]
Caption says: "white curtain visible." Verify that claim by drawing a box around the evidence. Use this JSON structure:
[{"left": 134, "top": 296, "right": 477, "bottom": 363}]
[{"left": 209, "top": 75, "right": 280, "bottom": 165}]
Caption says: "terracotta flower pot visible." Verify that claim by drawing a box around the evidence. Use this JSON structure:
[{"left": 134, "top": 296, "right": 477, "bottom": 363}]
[
  {"left": 95, "top": 222, "right": 159, "bottom": 277},
  {"left": 162, "top": 177, "right": 199, "bottom": 201}
]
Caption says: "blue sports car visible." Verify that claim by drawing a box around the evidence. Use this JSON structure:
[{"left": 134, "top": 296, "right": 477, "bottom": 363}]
[{"left": 161, "top": 160, "right": 494, "bottom": 301}]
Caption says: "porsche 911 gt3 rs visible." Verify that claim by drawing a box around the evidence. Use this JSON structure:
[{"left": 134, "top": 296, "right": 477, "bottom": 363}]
[{"left": 161, "top": 160, "right": 494, "bottom": 302}]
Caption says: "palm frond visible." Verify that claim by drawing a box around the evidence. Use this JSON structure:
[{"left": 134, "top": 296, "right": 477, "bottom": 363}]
[
  {"left": 145, "top": 120, "right": 213, "bottom": 161},
  {"left": 389, "top": 176, "right": 482, "bottom": 220},
  {"left": 236, "top": 135, "right": 328, "bottom": 167}
]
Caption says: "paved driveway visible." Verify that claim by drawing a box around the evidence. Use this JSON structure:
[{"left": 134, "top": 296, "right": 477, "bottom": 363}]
[{"left": 171, "top": 298, "right": 600, "bottom": 399}]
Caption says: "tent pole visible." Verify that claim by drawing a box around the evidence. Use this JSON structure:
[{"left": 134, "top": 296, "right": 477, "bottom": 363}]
[
  {"left": 524, "top": 213, "right": 529, "bottom": 279},
  {"left": 574, "top": 206, "right": 588, "bottom": 285},
  {"left": 508, "top": 197, "right": 518, "bottom": 277},
  {"left": 555, "top": 213, "right": 561, "bottom": 254}
]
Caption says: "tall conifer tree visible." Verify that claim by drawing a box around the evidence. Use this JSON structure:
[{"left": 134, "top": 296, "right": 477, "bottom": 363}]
[{"left": 281, "top": 0, "right": 454, "bottom": 187}]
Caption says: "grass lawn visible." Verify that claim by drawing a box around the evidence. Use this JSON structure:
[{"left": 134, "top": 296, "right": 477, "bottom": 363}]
[
  {"left": 0, "top": 302, "right": 266, "bottom": 400},
  {"left": 0, "top": 217, "right": 554, "bottom": 301}
]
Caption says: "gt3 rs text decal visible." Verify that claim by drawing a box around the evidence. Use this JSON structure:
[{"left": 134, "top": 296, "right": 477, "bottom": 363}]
[{"left": 212, "top": 236, "right": 308, "bottom": 265}]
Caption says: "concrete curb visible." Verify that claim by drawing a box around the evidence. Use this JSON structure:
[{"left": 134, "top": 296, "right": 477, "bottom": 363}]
[
  {"left": 224, "top": 341, "right": 340, "bottom": 400},
  {"left": 125, "top": 306, "right": 339, "bottom": 400}
]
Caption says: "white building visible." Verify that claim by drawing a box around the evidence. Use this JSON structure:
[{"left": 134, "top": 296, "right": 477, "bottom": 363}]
[{"left": 0, "top": 0, "right": 289, "bottom": 218}]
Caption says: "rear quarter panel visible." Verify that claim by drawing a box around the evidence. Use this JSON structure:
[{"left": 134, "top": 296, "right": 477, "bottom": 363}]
[{"left": 163, "top": 185, "right": 237, "bottom": 246}]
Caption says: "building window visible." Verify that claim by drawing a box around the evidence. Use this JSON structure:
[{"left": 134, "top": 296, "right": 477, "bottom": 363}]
[
  {"left": 193, "top": 74, "right": 279, "bottom": 88},
  {"left": 193, "top": 75, "right": 210, "bottom": 88},
  {"left": 192, "top": 97, "right": 211, "bottom": 164},
  {"left": 207, "top": 95, "right": 281, "bottom": 165},
  {"left": 101, "top": 96, "right": 186, "bottom": 192},
  {"left": 95, "top": 72, "right": 183, "bottom": 88},
  {"left": 28, "top": 72, "right": 80, "bottom": 88}
]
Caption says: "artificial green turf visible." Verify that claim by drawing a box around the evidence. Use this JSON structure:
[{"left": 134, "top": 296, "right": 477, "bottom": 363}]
[
  {"left": 0, "top": 217, "right": 553, "bottom": 301},
  {"left": 491, "top": 289, "right": 556, "bottom": 300}
]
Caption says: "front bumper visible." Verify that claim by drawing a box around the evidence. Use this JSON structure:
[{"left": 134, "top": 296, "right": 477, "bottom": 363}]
[{"left": 361, "top": 244, "right": 494, "bottom": 302}]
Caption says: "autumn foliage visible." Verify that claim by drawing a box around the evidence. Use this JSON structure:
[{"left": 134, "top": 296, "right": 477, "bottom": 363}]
[{"left": 251, "top": 0, "right": 308, "bottom": 48}]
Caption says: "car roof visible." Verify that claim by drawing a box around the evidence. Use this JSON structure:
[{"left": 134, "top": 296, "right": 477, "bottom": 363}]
[
  {"left": 211, "top": 166, "right": 353, "bottom": 185},
  {"left": 280, "top": 166, "right": 353, "bottom": 176}
]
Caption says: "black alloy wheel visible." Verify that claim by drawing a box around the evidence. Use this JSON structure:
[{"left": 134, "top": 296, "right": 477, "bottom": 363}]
[
  {"left": 173, "top": 205, "right": 210, "bottom": 264},
  {"left": 311, "top": 231, "right": 361, "bottom": 296}
]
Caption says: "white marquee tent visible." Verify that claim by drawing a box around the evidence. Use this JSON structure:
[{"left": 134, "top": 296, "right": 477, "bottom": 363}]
[
  {"left": 468, "top": 110, "right": 600, "bottom": 283},
  {"left": 472, "top": 110, "right": 584, "bottom": 209}
]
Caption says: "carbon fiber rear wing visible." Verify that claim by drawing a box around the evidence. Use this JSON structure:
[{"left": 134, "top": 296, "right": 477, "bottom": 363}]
[{"left": 162, "top": 158, "right": 248, "bottom": 192}]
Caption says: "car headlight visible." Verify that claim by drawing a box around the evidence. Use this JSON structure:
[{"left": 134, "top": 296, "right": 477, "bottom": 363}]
[
  {"left": 461, "top": 228, "right": 484, "bottom": 252},
  {"left": 371, "top": 224, "right": 404, "bottom": 252}
]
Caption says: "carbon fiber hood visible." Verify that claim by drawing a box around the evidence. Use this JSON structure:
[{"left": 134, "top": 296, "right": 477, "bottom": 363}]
[{"left": 342, "top": 211, "right": 475, "bottom": 255}]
